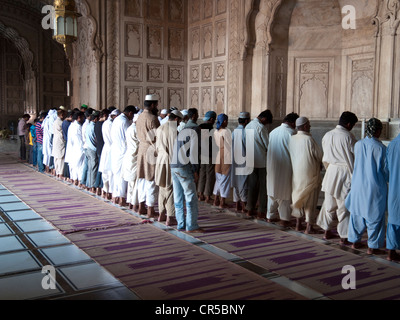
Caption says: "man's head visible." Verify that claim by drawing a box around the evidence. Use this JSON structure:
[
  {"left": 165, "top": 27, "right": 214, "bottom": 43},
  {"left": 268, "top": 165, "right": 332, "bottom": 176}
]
[
  {"left": 238, "top": 112, "right": 250, "bottom": 127},
  {"left": 339, "top": 112, "right": 359, "bottom": 131},
  {"left": 73, "top": 111, "right": 85, "bottom": 125},
  {"left": 22, "top": 114, "right": 31, "bottom": 121},
  {"left": 90, "top": 111, "right": 101, "bottom": 122},
  {"left": 366, "top": 118, "right": 383, "bottom": 139},
  {"left": 258, "top": 110, "right": 273, "bottom": 126},
  {"left": 57, "top": 109, "right": 67, "bottom": 121},
  {"left": 169, "top": 110, "right": 184, "bottom": 125},
  {"left": 296, "top": 117, "right": 311, "bottom": 133},
  {"left": 39, "top": 112, "right": 48, "bottom": 121},
  {"left": 203, "top": 111, "right": 217, "bottom": 124},
  {"left": 110, "top": 109, "right": 121, "bottom": 120},
  {"left": 144, "top": 94, "right": 159, "bottom": 115},
  {"left": 80, "top": 104, "right": 88, "bottom": 112},
  {"left": 284, "top": 113, "right": 300, "bottom": 129},
  {"left": 187, "top": 108, "right": 199, "bottom": 123},
  {"left": 100, "top": 109, "right": 111, "bottom": 121},
  {"left": 160, "top": 109, "right": 168, "bottom": 119},
  {"left": 124, "top": 105, "right": 138, "bottom": 121},
  {"left": 216, "top": 114, "right": 228, "bottom": 130}
]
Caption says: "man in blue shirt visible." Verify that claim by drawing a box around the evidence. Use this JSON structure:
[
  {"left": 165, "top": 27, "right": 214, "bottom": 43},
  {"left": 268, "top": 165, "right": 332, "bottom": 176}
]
[
  {"left": 346, "top": 118, "right": 388, "bottom": 255},
  {"left": 85, "top": 111, "right": 100, "bottom": 194}
]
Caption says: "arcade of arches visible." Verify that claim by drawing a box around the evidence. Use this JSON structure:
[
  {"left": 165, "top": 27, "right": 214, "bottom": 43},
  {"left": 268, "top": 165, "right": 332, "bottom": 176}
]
[{"left": 2, "top": 0, "right": 400, "bottom": 140}]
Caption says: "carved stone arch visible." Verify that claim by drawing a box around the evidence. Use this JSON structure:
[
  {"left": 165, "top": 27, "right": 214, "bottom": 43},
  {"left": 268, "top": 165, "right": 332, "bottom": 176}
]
[{"left": 0, "top": 20, "right": 36, "bottom": 80}]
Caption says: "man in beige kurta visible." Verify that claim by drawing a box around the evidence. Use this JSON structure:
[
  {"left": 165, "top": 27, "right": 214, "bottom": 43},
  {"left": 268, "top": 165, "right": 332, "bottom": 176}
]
[
  {"left": 317, "top": 112, "right": 358, "bottom": 244},
  {"left": 136, "top": 94, "right": 160, "bottom": 218},
  {"left": 155, "top": 110, "right": 183, "bottom": 226},
  {"left": 289, "top": 117, "right": 323, "bottom": 234},
  {"left": 52, "top": 109, "right": 67, "bottom": 179}
]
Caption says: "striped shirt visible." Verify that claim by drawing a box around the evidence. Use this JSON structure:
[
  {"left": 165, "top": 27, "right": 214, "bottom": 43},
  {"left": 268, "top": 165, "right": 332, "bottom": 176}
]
[{"left": 35, "top": 121, "right": 44, "bottom": 145}]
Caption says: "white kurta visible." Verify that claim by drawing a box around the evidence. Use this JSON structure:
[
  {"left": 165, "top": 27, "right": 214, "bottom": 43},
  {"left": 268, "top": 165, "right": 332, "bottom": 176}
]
[
  {"left": 42, "top": 110, "right": 57, "bottom": 166},
  {"left": 289, "top": 131, "right": 323, "bottom": 209},
  {"left": 110, "top": 113, "right": 131, "bottom": 197},
  {"left": 98, "top": 118, "right": 113, "bottom": 174},
  {"left": 122, "top": 123, "right": 139, "bottom": 205},
  {"left": 267, "top": 123, "right": 296, "bottom": 201},
  {"left": 52, "top": 117, "right": 66, "bottom": 159},
  {"left": 65, "top": 121, "right": 85, "bottom": 181},
  {"left": 321, "top": 125, "right": 356, "bottom": 200}
]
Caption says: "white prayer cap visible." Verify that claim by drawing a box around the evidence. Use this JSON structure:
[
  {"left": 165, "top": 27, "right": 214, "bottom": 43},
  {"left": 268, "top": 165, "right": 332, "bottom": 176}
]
[
  {"left": 171, "top": 110, "right": 183, "bottom": 119},
  {"left": 111, "top": 109, "right": 121, "bottom": 116},
  {"left": 181, "top": 109, "right": 188, "bottom": 116},
  {"left": 145, "top": 94, "right": 158, "bottom": 101},
  {"left": 239, "top": 112, "right": 250, "bottom": 119},
  {"left": 59, "top": 106, "right": 66, "bottom": 111},
  {"left": 296, "top": 117, "right": 309, "bottom": 127},
  {"left": 161, "top": 109, "right": 168, "bottom": 115}
]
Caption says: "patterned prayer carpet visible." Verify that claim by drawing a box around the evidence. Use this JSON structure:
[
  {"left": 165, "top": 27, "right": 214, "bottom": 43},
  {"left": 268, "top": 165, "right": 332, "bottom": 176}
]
[
  {"left": 2, "top": 151, "right": 400, "bottom": 300},
  {"left": 0, "top": 153, "right": 304, "bottom": 300}
]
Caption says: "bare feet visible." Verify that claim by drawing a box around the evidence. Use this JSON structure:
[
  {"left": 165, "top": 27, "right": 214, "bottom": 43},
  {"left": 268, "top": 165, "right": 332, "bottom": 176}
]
[
  {"left": 187, "top": 228, "right": 205, "bottom": 233},
  {"left": 305, "top": 223, "right": 317, "bottom": 234},
  {"left": 138, "top": 202, "right": 147, "bottom": 215},
  {"left": 323, "top": 230, "right": 335, "bottom": 240},
  {"left": 147, "top": 207, "right": 157, "bottom": 219},
  {"left": 387, "top": 250, "right": 400, "bottom": 262},
  {"left": 158, "top": 210, "right": 167, "bottom": 222},
  {"left": 213, "top": 196, "right": 220, "bottom": 207},
  {"left": 166, "top": 216, "right": 177, "bottom": 226},
  {"left": 295, "top": 218, "right": 304, "bottom": 231}
]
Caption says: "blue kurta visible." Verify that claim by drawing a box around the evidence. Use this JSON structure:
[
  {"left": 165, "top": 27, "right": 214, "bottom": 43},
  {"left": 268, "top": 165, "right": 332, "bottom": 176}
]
[
  {"left": 345, "top": 137, "right": 388, "bottom": 223},
  {"left": 387, "top": 134, "right": 400, "bottom": 226}
]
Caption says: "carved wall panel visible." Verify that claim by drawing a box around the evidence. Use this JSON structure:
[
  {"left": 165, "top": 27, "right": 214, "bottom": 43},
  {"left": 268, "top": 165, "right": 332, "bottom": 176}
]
[
  {"left": 215, "top": 20, "right": 226, "bottom": 57},
  {"left": 201, "top": 87, "right": 212, "bottom": 114},
  {"left": 348, "top": 56, "right": 375, "bottom": 119},
  {"left": 216, "top": 0, "right": 227, "bottom": 15},
  {"left": 168, "top": 28, "right": 184, "bottom": 61},
  {"left": 190, "top": 87, "right": 200, "bottom": 108},
  {"left": 125, "top": 0, "right": 142, "bottom": 17},
  {"left": 125, "top": 62, "right": 143, "bottom": 82},
  {"left": 215, "top": 86, "right": 225, "bottom": 114},
  {"left": 169, "top": 0, "right": 184, "bottom": 23},
  {"left": 189, "top": 0, "right": 201, "bottom": 23},
  {"left": 147, "top": 25, "right": 163, "bottom": 59},
  {"left": 168, "top": 65, "right": 184, "bottom": 84},
  {"left": 215, "top": 61, "right": 225, "bottom": 81},
  {"left": 202, "top": 63, "right": 212, "bottom": 82},
  {"left": 126, "top": 23, "right": 143, "bottom": 58},
  {"left": 204, "top": 0, "right": 214, "bottom": 19},
  {"left": 190, "top": 28, "right": 200, "bottom": 61},
  {"left": 202, "top": 24, "right": 213, "bottom": 59},
  {"left": 146, "top": 0, "right": 164, "bottom": 20},
  {"left": 168, "top": 88, "right": 184, "bottom": 109},
  {"left": 190, "top": 65, "right": 200, "bottom": 83},
  {"left": 147, "top": 64, "right": 164, "bottom": 82},
  {"left": 295, "top": 60, "right": 333, "bottom": 119},
  {"left": 126, "top": 86, "right": 143, "bottom": 106}
]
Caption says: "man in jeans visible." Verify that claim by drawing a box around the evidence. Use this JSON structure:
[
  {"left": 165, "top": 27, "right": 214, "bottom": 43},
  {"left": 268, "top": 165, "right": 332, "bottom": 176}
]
[
  {"left": 18, "top": 114, "right": 30, "bottom": 161},
  {"left": 171, "top": 108, "right": 203, "bottom": 233}
]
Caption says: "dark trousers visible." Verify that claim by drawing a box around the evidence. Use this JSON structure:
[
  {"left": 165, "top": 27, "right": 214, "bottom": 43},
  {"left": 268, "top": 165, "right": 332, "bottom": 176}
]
[
  {"left": 246, "top": 168, "right": 267, "bottom": 213},
  {"left": 198, "top": 163, "right": 215, "bottom": 197},
  {"left": 19, "top": 136, "right": 26, "bottom": 160}
]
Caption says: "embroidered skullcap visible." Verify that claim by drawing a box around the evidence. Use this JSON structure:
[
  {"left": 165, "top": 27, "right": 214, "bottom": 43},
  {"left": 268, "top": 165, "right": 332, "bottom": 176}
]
[
  {"left": 296, "top": 117, "right": 309, "bottom": 127},
  {"left": 366, "top": 118, "right": 383, "bottom": 138},
  {"left": 239, "top": 112, "right": 250, "bottom": 119}
]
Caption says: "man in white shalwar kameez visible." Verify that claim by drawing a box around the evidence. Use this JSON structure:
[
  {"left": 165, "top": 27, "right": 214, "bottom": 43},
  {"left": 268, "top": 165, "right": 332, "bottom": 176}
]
[
  {"left": 110, "top": 106, "right": 137, "bottom": 206},
  {"left": 42, "top": 109, "right": 57, "bottom": 173},
  {"left": 317, "top": 112, "right": 358, "bottom": 244},
  {"left": 52, "top": 109, "right": 67, "bottom": 179},
  {"left": 289, "top": 117, "right": 323, "bottom": 234},
  {"left": 65, "top": 111, "right": 85, "bottom": 185},
  {"left": 231, "top": 112, "right": 251, "bottom": 213},
  {"left": 122, "top": 111, "right": 140, "bottom": 211},
  {"left": 266, "top": 113, "right": 299, "bottom": 227},
  {"left": 99, "top": 109, "right": 121, "bottom": 200}
]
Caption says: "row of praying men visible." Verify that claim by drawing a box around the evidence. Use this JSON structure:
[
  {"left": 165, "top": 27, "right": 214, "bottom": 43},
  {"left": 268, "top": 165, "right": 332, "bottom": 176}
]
[{"left": 27, "top": 96, "right": 400, "bottom": 261}]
